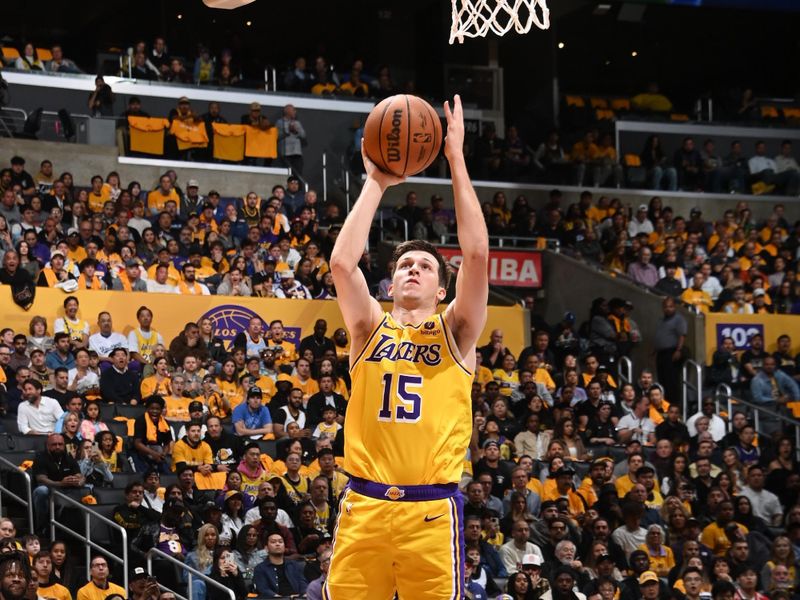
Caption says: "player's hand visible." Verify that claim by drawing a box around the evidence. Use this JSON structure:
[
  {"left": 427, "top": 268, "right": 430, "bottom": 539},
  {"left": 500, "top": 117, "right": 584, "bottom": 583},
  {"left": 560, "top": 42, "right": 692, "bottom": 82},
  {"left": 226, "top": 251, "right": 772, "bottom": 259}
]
[
  {"left": 443, "top": 94, "right": 465, "bottom": 162},
  {"left": 361, "top": 142, "right": 405, "bottom": 191}
]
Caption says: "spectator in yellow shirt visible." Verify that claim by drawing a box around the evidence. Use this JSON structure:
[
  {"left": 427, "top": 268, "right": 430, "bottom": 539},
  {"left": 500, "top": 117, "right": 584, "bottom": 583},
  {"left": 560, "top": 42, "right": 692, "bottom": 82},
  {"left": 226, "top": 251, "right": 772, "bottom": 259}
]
[
  {"left": 570, "top": 131, "right": 600, "bottom": 186},
  {"left": 681, "top": 272, "right": 713, "bottom": 314},
  {"left": 87, "top": 176, "right": 110, "bottom": 214},
  {"left": 268, "top": 319, "right": 298, "bottom": 367},
  {"left": 632, "top": 82, "right": 673, "bottom": 113},
  {"left": 148, "top": 174, "right": 181, "bottom": 215},
  {"left": 700, "top": 499, "right": 748, "bottom": 556},
  {"left": 637, "top": 524, "right": 675, "bottom": 577}
]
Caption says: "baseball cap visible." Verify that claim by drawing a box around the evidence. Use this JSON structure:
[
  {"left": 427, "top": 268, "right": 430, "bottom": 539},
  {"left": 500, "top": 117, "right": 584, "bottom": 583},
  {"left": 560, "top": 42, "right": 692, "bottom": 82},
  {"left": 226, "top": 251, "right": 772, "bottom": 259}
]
[
  {"left": 131, "top": 567, "right": 148, "bottom": 581},
  {"left": 281, "top": 270, "right": 295, "bottom": 279},
  {"left": 637, "top": 204, "right": 648, "bottom": 212},
  {"left": 753, "top": 288, "right": 765, "bottom": 297},
  {"left": 67, "top": 228, "right": 79, "bottom": 237},
  {"left": 563, "top": 311, "right": 576, "bottom": 323},
  {"left": 188, "top": 401, "right": 204, "bottom": 412},
  {"left": 250, "top": 102, "right": 261, "bottom": 111},
  {"left": 597, "top": 554, "right": 614, "bottom": 564},
  {"left": 187, "top": 179, "right": 200, "bottom": 188},
  {"left": 125, "top": 259, "right": 140, "bottom": 268},
  {"left": 247, "top": 386, "right": 263, "bottom": 397},
  {"left": 690, "top": 207, "right": 702, "bottom": 215},
  {"left": 521, "top": 554, "right": 542, "bottom": 567},
  {"left": 178, "top": 96, "right": 190, "bottom": 104},
  {"left": 224, "top": 490, "right": 243, "bottom": 502},
  {"left": 482, "top": 439, "right": 500, "bottom": 450},
  {"left": 638, "top": 571, "right": 659, "bottom": 585}
]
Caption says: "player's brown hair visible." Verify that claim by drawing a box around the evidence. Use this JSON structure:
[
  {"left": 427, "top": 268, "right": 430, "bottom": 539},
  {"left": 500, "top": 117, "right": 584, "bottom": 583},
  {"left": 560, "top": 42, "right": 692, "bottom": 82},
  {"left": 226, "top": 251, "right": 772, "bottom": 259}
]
[{"left": 391, "top": 240, "right": 450, "bottom": 290}]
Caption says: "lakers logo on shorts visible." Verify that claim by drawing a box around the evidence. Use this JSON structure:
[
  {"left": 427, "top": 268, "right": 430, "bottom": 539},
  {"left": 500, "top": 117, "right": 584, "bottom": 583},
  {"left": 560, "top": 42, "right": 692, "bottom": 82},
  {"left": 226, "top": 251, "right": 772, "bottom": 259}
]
[{"left": 384, "top": 486, "right": 405, "bottom": 501}]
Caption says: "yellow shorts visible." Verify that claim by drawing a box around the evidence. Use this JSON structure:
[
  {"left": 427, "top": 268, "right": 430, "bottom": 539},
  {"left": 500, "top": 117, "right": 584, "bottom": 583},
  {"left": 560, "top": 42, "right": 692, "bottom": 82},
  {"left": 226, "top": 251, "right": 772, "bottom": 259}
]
[{"left": 324, "top": 485, "right": 465, "bottom": 600}]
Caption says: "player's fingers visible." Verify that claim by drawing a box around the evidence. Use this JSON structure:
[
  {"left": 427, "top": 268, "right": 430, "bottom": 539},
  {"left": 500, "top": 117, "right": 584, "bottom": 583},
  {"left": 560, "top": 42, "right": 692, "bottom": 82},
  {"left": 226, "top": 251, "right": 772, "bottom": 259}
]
[
  {"left": 453, "top": 94, "right": 463, "bottom": 117},
  {"left": 443, "top": 100, "right": 452, "bottom": 123}
]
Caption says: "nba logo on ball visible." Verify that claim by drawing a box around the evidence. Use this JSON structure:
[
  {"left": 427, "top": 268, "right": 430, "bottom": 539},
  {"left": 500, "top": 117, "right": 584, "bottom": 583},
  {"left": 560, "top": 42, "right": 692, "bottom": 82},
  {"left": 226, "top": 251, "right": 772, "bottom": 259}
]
[{"left": 200, "top": 305, "right": 266, "bottom": 349}]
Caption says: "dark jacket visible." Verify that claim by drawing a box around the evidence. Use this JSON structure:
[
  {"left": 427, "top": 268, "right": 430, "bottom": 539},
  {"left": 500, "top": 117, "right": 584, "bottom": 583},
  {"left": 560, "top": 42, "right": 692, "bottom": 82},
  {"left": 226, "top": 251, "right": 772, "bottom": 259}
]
[
  {"left": 99, "top": 367, "right": 141, "bottom": 404},
  {"left": 253, "top": 558, "right": 308, "bottom": 598},
  {"left": 305, "top": 391, "right": 347, "bottom": 429}
]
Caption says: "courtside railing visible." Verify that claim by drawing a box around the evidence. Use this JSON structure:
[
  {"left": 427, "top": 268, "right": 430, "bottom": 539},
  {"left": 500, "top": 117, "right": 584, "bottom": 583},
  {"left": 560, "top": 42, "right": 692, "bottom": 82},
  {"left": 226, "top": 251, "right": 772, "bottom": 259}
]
[
  {"left": 681, "top": 359, "right": 704, "bottom": 422},
  {"left": 0, "top": 456, "right": 34, "bottom": 533},
  {"left": 713, "top": 383, "right": 800, "bottom": 461},
  {"left": 618, "top": 356, "right": 633, "bottom": 386},
  {"left": 48, "top": 490, "right": 129, "bottom": 591},
  {"left": 146, "top": 547, "right": 236, "bottom": 600}
]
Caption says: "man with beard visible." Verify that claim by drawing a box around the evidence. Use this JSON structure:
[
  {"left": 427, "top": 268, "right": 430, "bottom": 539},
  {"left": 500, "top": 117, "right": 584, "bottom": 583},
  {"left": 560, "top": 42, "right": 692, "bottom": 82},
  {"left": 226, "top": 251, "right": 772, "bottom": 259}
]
[
  {"left": 203, "top": 415, "right": 243, "bottom": 472},
  {"left": 31, "top": 433, "right": 86, "bottom": 533},
  {"left": 542, "top": 565, "right": 586, "bottom": 600},
  {"left": 0, "top": 553, "right": 31, "bottom": 600}
]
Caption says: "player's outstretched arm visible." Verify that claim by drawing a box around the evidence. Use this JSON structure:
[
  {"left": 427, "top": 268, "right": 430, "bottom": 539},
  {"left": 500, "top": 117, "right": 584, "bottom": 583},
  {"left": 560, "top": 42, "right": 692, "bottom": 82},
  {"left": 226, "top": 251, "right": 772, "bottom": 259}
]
[
  {"left": 330, "top": 144, "right": 405, "bottom": 351},
  {"left": 443, "top": 95, "right": 489, "bottom": 363}
]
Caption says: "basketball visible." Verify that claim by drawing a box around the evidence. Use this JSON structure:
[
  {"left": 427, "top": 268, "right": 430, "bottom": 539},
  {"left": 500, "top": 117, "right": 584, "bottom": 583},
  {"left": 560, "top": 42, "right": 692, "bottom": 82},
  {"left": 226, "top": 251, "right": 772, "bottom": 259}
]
[{"left": 362, "top": 94, "right": 442, "bottom": 178}]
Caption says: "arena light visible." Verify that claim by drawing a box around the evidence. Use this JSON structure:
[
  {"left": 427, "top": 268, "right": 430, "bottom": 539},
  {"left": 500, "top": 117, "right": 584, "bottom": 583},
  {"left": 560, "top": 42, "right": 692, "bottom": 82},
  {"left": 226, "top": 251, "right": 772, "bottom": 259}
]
[
  {"left": 202, "top": 0, "right": 256, "bottom": 9},
  {"left": 558, "top": 41, "right": 565, "bottom": 49}
]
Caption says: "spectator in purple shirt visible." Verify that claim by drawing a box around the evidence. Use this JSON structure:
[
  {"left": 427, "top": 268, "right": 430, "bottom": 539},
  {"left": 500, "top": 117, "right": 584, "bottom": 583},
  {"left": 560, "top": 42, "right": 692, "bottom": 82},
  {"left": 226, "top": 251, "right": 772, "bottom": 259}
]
[{"left": 627, "top": 247, "right": 659, "bottom": 288}]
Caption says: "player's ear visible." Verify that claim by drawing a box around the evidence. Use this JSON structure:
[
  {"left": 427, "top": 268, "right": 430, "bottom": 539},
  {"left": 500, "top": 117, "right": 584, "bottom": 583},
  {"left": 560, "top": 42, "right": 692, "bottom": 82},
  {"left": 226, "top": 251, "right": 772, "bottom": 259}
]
[
  {"left": 436, "top": 286, "right": 446, "bottom": 302},
  {"left": 387, "top": 283, "right": 394, "bottom": 298}
]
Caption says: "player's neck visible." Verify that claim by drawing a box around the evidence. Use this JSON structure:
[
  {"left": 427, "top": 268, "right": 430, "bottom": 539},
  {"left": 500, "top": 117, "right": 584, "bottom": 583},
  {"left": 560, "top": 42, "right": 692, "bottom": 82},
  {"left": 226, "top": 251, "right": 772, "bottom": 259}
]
[{"left": 391, "top": 304, "right": 436, "bottom": 326}]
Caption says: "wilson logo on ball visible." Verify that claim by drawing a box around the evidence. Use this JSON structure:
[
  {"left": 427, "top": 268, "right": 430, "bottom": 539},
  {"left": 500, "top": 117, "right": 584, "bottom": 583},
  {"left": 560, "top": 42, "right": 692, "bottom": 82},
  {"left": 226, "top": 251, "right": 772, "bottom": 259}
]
[{"left": 386, "top": 109, "right": 404, "bottom": 162}]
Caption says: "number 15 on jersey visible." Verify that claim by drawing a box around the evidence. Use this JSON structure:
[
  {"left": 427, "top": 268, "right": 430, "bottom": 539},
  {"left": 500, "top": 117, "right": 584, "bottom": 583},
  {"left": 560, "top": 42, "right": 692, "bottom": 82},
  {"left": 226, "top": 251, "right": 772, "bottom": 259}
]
[{"left": 378, "top": 373, "right": 423, "bottom": 423}]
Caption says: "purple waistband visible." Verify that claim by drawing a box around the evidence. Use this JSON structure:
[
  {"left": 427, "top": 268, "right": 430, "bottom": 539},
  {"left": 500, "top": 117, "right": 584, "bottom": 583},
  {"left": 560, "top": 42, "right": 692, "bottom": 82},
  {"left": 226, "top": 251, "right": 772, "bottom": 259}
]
[{"left": 349, "top": 476, "right": 459, "bottom": 502}]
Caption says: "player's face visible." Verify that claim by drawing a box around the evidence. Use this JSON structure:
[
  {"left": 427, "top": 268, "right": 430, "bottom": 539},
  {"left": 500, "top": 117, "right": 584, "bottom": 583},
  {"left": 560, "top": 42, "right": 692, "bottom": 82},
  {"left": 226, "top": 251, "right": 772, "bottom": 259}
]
[{"left": 389, "top": 251, "right": 444, "bottom": 306}]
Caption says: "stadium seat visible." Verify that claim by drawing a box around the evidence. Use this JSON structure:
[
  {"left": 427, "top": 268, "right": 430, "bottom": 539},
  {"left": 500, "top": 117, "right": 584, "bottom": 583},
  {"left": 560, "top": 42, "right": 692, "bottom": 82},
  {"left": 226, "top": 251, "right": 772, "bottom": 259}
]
[
  {"left": 257, "top": 439, "right": 277, "bottom": 456},
  {"left": 1, "top": 47, "right": 20, "bottom": 63},
  {"left": 115, "top": 404, "right": 146, "bottom": 420},
  {"left": 106, "top": 420, "right": 129, "bottom": 439},
  {"left": 110, "top": 472, "right": 141, "bottom": 489},
  {"left": 760, "top": 105, "right": 781, "bottom": 120},
  {"left": 0, "top": 417, "right": 20, "bottom": 435},
  {"left": 92, "top": 487, "right": 126, "bottom": 505},
  {"left": 0, "top": 434, "right": 43, "bottom": 452},
  {"left": 623, "top": 153, "right": 646, "bottom": 187},
  {"left": 594, "top": 108, "right": 616, "bottom": 122},
  {"left": 36, "top": 48, "right": 52, "bottom": 62},
  {"left": 589, "top": 97, "right": 609, "bottom": 109},
  {"left": 669, "top": 113, "right": 690, "bottom": 122},
  {"left": 610, "top": 98, "right": 631, "bottom": 112},
  {"left": 0, "top": 450, "right": 36, "bottom": 469}
]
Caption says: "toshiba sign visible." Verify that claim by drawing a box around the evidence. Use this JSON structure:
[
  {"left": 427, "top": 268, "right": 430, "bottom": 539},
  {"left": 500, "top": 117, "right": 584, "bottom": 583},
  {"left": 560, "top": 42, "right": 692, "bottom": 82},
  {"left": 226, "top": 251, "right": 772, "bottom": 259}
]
[{"left": 439, "top": 248, "right": 543, "bottom": 288}]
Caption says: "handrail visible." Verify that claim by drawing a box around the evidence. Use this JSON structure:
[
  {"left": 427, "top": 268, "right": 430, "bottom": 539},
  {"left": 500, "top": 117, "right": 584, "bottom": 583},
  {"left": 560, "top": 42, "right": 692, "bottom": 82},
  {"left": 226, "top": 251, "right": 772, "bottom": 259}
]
[
  {"left": 438, "top": 232, "right": 561, "bottom": 251},
  {"left": 378, "top": 211, "right": 409, "bottom": 243},
  {"left": 618, "top": 356, "right": 633, "bottom": 386},
  {"left": 0, "top": 455, "right": 34, "bottom": 533},
  {"left": 714, "top": 384, "right": 800, "bottom": 461},
  {"left": 146, "top": 547, "right": 236, "bottom": 600},
  {"left": 48, "top": 490, "right": 129, "bottom": 592},
  {"left": 681, "top": 359, "right": 703, "bottom": 422}
]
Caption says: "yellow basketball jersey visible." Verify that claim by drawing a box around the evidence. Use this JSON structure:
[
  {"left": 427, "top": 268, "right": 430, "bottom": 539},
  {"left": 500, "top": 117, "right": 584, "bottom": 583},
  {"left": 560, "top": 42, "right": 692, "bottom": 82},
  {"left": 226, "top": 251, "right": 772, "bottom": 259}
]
[{"left": 344, "top": 312, "right": 472, "bottom": 486}]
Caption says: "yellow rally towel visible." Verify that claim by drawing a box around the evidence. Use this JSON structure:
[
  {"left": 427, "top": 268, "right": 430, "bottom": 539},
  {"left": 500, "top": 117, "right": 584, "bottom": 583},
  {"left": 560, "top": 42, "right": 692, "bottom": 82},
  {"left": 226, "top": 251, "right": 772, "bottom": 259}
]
[
  {"left": 213, "top": 123, "right": 247, "bottom": 162},
  {"left": 170, "top": 119, "right": 209, "bottom": 150},
  {"left": 195, "top": 471, "right": 228, "bottom": 490},
  {"left": 128, "top": 117, "right": 170, "bottom": 155},
  {"left": 244, "top": 126, "right": 278, "bottom": 159}
]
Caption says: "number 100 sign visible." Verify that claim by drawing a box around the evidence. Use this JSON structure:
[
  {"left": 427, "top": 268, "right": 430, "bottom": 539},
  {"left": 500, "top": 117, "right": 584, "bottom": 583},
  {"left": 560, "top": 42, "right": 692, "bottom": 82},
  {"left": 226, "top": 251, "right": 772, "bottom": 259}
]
[{"left": 716, "top": 323, "right": 764, "bottom": 350}]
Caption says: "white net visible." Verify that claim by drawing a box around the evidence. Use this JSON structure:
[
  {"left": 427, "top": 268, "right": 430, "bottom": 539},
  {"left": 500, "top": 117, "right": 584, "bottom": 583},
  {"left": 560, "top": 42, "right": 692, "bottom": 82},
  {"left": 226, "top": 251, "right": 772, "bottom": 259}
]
[{"left": 450, "top": 0, "right": 550, "bottom": 44}]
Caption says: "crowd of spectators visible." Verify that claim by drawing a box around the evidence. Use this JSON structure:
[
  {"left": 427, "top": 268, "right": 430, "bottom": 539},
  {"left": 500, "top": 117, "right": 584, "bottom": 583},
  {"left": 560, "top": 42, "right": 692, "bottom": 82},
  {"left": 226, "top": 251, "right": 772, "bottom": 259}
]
[
  {"left": 470, "top": 124, "right": 800, "bottom": 195},
  {"left": 409, "top": 186, "right": 798, "bottom": 316},
  {"left": 0, "top": 291, "right": 797, "bottom": 599}
]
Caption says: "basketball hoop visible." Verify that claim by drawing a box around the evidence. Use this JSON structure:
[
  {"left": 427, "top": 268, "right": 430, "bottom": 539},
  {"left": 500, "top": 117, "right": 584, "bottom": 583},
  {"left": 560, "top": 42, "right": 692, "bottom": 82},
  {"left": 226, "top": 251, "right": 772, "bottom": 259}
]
[{"left": 449, "top": 0, "right": 550, "bottom": 44}]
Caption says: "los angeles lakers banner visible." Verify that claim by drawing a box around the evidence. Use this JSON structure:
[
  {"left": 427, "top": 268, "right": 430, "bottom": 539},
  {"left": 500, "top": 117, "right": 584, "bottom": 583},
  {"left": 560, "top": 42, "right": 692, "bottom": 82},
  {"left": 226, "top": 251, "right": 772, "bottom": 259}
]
[
  {"left": 703, "top": 312, "right": 800, "bottom": 365},
  {"left": 0, "top": 286, "right": 528, "bottom": 355}
]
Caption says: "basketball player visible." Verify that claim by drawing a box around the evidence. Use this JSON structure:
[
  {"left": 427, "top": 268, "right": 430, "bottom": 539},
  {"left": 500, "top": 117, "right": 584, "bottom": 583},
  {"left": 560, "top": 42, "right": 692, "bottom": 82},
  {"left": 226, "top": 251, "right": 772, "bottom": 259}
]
[{"left": 325, "top": 94, "right": 488, "bottom": 599}]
